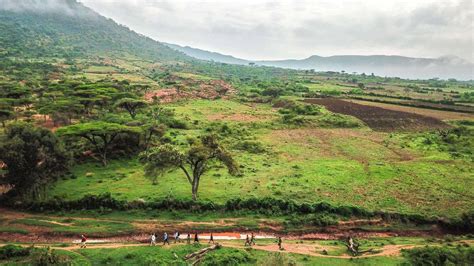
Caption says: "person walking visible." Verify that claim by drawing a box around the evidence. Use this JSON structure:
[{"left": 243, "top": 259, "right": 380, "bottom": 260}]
[
  {"left": 174, "top": 231, "right": 180, "bottom": 243},
  {"left": 250, "top": 233, "right": 256, "bottom": 246},
  {"left": 208, "top": 233, "right": 214, "bottom": 244},
  {"left": 277, "top": 237, "right": 283, "bottom": 250},
  {"left": 150, "top": 233, "right": 156, "bottom": 246},
  {"left": 244, "top": 235, "right": 250, "bottom": 246},
  {"left": 187, "top": 233, "right": 191, "bottom": 244},
  {"left": 163, "top": 232, "right": 170, "bottom": 245},
  {"left": 80, "top": 234, "right": 87, "bottom": 248},
  {"left": 194, "top": 233, "right": 199, "bottom": 244}
]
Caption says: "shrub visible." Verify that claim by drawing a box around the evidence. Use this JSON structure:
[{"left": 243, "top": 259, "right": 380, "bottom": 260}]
[
  {"left": 233, "top": 140, "right": 267, "bottom": 154},
  {"left": 402, "top": 246, "right": 474, "bottom": 266},
  {"left": 317, "top": 113, "right": 361, "bottom": 128},
  {"left": 202, "top": 249, "right": 254, "bottom": 266},
  {"left": 0, "top": 245, "right": 31, "bottom": 260},
  {"left": 286, "top": 213, "right": 338, "bottom": 227},
  {"left": 278, "top": 101, "right": 321, "bottom": 116}
]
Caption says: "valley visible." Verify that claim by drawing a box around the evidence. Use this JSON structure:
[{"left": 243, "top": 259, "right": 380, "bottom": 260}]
[{"left": 0, "top": 1, "right": 473, "bottom": 265}]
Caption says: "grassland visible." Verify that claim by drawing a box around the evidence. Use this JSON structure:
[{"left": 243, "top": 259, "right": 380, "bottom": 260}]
[
  {"left": 48, "top": 99, "right": 474, "bottom": 218},
  {"left": 0, "top": 244, "right": 409, "bottom": 266}
]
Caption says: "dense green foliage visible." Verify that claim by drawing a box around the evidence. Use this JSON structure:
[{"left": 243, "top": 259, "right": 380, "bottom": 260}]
[
  {"left": 57, "top": 122, "right": 141, "bottom": 166},
  {"left": 0, "top": 245, "right": 31, "bottom": 260},
  {"left": 0, "top": 122, "right": 70, "bottom": 199},
  {"left": 0, "top": 3, "right": 188, "bottom": 61},
  {"left": 402, "top": 246, "right": 474, "bottom": 266}
]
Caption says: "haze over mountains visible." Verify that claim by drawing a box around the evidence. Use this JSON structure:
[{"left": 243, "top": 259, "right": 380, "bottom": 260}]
[
  {"left": 166, "top": 43, "right": 473, "bottom": 80},
  {"left": 0, "top": 0, "right": 472, "bottom": 80}
]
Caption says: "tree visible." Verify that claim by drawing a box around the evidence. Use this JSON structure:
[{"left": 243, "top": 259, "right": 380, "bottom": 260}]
[
  {"left": 0, "top": 99, "right": 14, "bottom": 127},
  {"left": 115, "top": 98, "right": 147, "bottom": 118},
  {"left": 0, "top": 108, "right": 13, "bottom": 127},
  {"left": 0, "top": 122, "right": 70, "bottom": 199},
  {"left": 140, "top": 135, "right": 238, "bottom": 200},
  {"left": 38, "top": 99, "right": 82, "bottom": 126},
  {"left": 261, "top": 87, "right": 283, "bottom": 98},
  {"left": 141, "top": 123, "right": 166, "bottom": 152},
  {"left": 73, "top": 88, "right": 117, "bottom": 116},
  {"left": 56, "top": 122, "right": 141, "bottom": 166}
]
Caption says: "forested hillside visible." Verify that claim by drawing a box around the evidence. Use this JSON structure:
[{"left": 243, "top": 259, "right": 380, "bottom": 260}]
[{"left": 0, "top": 1, "right": 188, "bottom": 61}]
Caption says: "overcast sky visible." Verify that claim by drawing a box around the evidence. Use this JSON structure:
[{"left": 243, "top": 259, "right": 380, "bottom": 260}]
[{"left": 78, "top": 0, "right": 473, "bottom": 62}]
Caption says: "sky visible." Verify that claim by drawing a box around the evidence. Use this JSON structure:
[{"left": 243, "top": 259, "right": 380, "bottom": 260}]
[{"left": 74, "top": 0, "right": 473, "bottom": 62}]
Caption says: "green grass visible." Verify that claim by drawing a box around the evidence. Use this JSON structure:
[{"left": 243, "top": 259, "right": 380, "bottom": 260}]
[
  {"left": 0, "top": 245, "right": 406, "bottom": 266},
  {"left": 11, "top": 218, "right": 134, "bottom": 236},
  {"left": 47, "top": 100, "right": 474, "bottom": 218},
  {"left": 0, "top": 227, "right": 29, "bottom": 235}
]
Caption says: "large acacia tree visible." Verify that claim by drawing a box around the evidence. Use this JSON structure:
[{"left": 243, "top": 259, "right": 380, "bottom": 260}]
[
  {"left": 57, "top": 122, "right": 140, "bottom": 166},
  {"left": 140, "top": 135, "right": 238, "bottom": 200},
  {"left": 0, "top": 122, "right": 70, "bottom": 199},
  {"left": 114, "top": 98, "right": 147, "bottom": 119}
]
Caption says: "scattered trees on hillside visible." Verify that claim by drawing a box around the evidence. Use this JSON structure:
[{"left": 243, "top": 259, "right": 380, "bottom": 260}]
[
  {"left": 0, "top": 123, "right": 70, "bottom": 199},
  {"left": 140, "top": 135, "right": 238, "bottom": 200},
  {"left": 56, "top": 122, "right": 141, "bottom": 166}
]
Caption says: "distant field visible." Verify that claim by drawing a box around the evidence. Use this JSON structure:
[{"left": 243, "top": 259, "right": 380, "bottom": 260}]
[
  {"left": 347, "top": 99, "right": 474, "bottom": 121},
  {"left": 304, "top": 98, "right": 449, "bottom": 131}
]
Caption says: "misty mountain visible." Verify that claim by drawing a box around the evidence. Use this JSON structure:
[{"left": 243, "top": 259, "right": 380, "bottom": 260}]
[
  {"left": 164, "top": 43, "right": 249, "bottom": 65},
  {"left": 0, "top": 0, "right": 189, "bottom": 62},
  {"left": 166, "top": 44, "right": 473, "bottom": 80}
]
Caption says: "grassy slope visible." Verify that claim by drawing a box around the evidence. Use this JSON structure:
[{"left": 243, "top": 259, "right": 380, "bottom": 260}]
[
  {"left": 0, "top": 245, "right": 407, "bottom": 266},
  {"left": 49, "top": 99, "right": 474, "bottom": 218}
]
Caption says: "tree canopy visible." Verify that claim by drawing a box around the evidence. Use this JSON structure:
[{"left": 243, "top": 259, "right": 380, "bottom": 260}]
[
  {"left": 0, "top": 122, "right": 70, "bottom": 199},
  {"left": 56, "top": 121, "right": 141, "bottom": 166},
  {"left": 114, "top": 98, "right": 148, "bottom": 118},
  {"left": 140, "top": 135, "right": 238, "bottom": 200}
]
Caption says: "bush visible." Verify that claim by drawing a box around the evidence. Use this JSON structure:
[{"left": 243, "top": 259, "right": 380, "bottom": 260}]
[
  {"left": 4, "top": 195, "right": 446, "bottom": 229},
  {"left": 278, "top": 101, "right": 321, "bottom": 116},
  {"left": 0, "top": 245, "right": 31, "bottom": 260},
  {"left": 317, "top": 113, "right": 361, "bottom": 128},
  {"left": 402, "top": 246, "right": 474, "bottom": 266},
  {"left": 233, "top": 140, "right": 267, "bottom": 154},
  {"left": 202, "top": 249, "right": 254, "bottom": 266},
  {"left": 286, "top": 213, "right": 338, "bottom": 227}
]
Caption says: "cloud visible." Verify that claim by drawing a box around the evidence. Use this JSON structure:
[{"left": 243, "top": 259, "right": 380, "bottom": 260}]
[
  {"left": 1, "top": 0, "right": 73, "bottom": 14},
  {"left": 73, "top": 0, "right": 472, "bottom": 62}
]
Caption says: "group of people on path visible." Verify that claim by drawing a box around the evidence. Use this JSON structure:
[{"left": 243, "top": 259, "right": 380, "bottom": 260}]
[
  {"left": 150, "top": 232, "right": 204, "bottom": 246},
  {"left": 79, "top": 232, "right": 283, "bottom": 250},
  {"left": 149, "top": 232, "right": 283, "bottom": 249}
]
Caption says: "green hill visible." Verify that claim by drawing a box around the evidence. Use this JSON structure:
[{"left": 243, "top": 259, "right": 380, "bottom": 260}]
[{"left": 0, "top": 0, "right": 189, "bottom": 62}]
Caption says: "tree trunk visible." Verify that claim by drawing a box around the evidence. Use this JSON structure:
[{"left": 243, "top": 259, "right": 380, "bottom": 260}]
[
  {"left": 101, "top": 152, "right": 107, "bottom": 166},
  {"left": 191, "top": 175, "right": 199, "bottom": 201},
  {"left": 192, "top": 184, "right": 198, "bottom": 201}
]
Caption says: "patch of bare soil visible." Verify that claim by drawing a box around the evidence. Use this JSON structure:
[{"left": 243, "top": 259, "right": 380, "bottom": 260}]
[
  {"left": 348, "top": 99, "right": 474, "bottom": 121},
  {"left": 145, "top": 80, "right": 236, "bottom": 103},
  {"left": 304, "top": 98, "right": 450, "bottom": 131},
  {"left": 207, "top": 113, "right": 272, "bottom": 122}
]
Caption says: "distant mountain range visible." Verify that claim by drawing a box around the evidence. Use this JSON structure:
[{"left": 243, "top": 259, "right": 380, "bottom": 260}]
[
  {"left": 1, "top": 0, "right": 471, "bottom": 80},
  {"left": 166, "top": 43, "right": 473, "bottom": 80}
]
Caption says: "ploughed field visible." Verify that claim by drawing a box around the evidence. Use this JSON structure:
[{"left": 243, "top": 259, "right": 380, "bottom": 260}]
[{"left": 304, "top": 98, "right": 450, "bottom": 131}]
